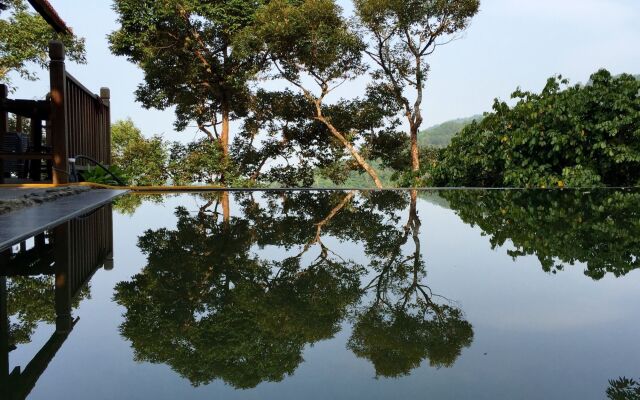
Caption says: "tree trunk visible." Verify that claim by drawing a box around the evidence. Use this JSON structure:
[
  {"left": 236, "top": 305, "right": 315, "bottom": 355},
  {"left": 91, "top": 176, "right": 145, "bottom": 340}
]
[
  {"left": 316, "top": 115, "right": 383, "bottom": 189},
  {"left": 221, "top": 104, "right": 230, "bottom": 158},
  {"left": 219, "top": 102, "right": 230, "bottom": 184},
  {"left": 410, "top": 125, "right": 420, "bottom": 173}
]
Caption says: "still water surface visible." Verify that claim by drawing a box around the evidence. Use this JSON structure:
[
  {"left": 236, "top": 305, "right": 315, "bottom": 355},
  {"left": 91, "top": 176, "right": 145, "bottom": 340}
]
[{"left": 2, "top": 189, "right": 639, "bottom": 399}]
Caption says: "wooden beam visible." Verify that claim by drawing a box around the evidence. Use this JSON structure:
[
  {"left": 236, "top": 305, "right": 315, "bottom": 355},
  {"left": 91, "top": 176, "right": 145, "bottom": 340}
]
[{"left": 49, "top": 41, "right": 68, "bottom": 185}]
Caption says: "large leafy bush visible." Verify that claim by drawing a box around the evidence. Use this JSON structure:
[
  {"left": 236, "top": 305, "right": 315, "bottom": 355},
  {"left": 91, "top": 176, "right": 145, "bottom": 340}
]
[{"left": 431, "top": 70, "right": 640, "bottom": 187}]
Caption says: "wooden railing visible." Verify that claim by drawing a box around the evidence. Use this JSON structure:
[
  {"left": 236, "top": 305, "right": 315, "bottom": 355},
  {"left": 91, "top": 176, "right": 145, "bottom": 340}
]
[
  {"left": 0, "top": 41, "right": 111, "bottom": 184},
  {"left": 64, "top": 72, "right": 111, "bottom": 169},
  {"left": 49, "top": 41, "right": 111, "bottom": 183}
]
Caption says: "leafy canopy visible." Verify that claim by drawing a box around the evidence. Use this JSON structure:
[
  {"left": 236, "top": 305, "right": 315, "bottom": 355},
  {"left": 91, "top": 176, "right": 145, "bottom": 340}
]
[{"left": 109, "top": 0, "right": 264, "bottom": 136}]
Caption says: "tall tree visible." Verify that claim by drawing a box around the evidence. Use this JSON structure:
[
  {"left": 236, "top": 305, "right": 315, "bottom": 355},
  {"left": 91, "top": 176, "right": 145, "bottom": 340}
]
[
  {"left": 109, "top": 0, "right": 264, "bottom": 182},
  {"left": 237, "top": 0, "right": 384, "bottom": 188},
  {"left": 0, "top": 0, "right": 85, "bottom": 90},
  {"left": 355, "top": 0, "right": 480, "bottom": 179}
]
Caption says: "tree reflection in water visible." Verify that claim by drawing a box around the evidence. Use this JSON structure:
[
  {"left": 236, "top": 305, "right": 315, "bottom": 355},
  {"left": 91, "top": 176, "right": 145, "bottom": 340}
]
[
  {"left": 439, "top": 189, "right": 640, "bottom": 280},
  {"left": 349, "top": 191, "right": 473, "bottom": 378},
  {"left": 114, "top": 190, "right": 473, "bottom": 388}
]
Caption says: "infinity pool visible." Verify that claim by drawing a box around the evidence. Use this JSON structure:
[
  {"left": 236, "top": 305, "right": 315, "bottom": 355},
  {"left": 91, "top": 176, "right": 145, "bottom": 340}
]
[{"left": 2, "top": 189, "right": 639, "bottom": 399}]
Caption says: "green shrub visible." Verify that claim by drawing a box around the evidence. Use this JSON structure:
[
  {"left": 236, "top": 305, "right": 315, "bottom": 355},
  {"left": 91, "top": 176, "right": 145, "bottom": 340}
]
[
  {"left": 80, "top": 165, "right": 129, "bottom": 186},
  {"left": 430, "top": 70, "right": 640, "bottom": 188}
]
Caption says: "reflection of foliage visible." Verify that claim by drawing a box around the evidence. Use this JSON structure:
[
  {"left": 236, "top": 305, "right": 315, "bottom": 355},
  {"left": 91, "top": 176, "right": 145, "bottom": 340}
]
[
  {"left": 441, "top": 189, "right": 640, "bottom": 280},
  {"left": 6, "top": 276, "right": 88, "bottom": 347},
  {"left": 349, "top": 305, "right": 472, "bottom": 378},
  {"left": 349, "top": 192, "right": 473, "bottom": 377},
  {"left": 607, "top": 377, "right": 640, "bottom": 400},
  {"left": 112, "top": 194, "right": 165, "bottom": 216},
  {"left": 115, "top": 191, "right": 473, "bottom": 388},
  {"left": 114, "top": 193, "right": 362, "bottom": 389}
]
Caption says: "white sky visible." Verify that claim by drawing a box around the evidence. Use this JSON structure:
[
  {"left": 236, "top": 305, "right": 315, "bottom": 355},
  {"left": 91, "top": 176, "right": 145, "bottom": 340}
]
[{"left": 7, "top": 0, "right": 640, "bottom": 142}]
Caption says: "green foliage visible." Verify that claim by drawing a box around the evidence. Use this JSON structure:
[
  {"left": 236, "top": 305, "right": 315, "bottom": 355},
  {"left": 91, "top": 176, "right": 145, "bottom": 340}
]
[
  {"left": 167, "top": 139, "right": 230, "bottom": 185},
  {"left": 232, "top": 89, "right": 345, "bottom": 187},
  {"left": 112, "top": 119, "right": 168, "bottom": 186},
  {"left": 431, "top": 70, "right": 640, "bottom": 188},
  {"left": 238, "top": 0, "right": 366, "bottom": 85},
  {"left": 441, "top": 189, "right": 640, "bottom": 280},
  {"left": 109, "top": 0, "right": 263, "bottom": 139},
  {"left": 80, "top": 165, "right": 129, "bottom": 186},
  {"left": 0, "top": 0, "right": 85, "bottom": 89}
]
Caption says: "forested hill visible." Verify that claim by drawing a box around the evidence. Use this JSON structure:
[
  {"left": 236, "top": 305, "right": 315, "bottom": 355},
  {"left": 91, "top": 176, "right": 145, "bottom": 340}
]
[{"left": 418, "top": 115, "right": 481, "bottom": 148}]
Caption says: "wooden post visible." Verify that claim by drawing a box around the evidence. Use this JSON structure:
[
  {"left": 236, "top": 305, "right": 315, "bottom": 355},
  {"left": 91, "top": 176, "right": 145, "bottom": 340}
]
[
  {"left": 0, "top": 84, "right": 7, "bottom": 184},
  {"left": 100, "top": 87, "right": 111, "bottom": 165},
  {"left": 49, "top": 41, "right": 68, "bottom": 184}
]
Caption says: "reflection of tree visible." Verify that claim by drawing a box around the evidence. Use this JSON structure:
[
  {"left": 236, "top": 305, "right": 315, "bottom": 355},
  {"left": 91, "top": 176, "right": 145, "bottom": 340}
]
[
  {"left": 441, "top": 189, "right": 640, "bottom": 280},
  {"left": 349, "top": 191, "right": 473, "bottom": 377},
  {"left": 112, "top": 194, "right": 165, "bottom": 216},
  {"left": 115, "top": 191, "right": 473, "bottom": 388},
  {"left": 607, "top": 377, "right": 640, "bottom": 400},
  {"left": 114, "top": 192, "right": 362, "bottom": 389},
  {"left": 7, "top": 277, "right": 88, "bottom": 347}
]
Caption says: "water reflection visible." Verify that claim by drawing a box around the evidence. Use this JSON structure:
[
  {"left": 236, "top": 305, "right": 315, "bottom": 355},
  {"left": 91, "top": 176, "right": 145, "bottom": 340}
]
[
  {"left": 114, "top": 190, "right": 473, "bottom": 388},
  {"left": 439, "top": 189, "right": 640, "bottom": 279},
  {"left": 0, "top": 205, "right": 113, "bottom": 399},
  {"left": 1, "top": 189, "right": 638, "bottom": 398}
]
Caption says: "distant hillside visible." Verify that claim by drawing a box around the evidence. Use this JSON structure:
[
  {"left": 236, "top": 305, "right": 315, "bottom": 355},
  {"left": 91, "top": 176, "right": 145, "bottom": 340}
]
[{"left": 418, "top": 115, "right": 481, "bottom": 148}]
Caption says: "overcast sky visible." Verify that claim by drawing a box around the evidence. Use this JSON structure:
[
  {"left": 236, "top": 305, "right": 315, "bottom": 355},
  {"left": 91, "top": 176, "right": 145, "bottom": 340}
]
[{"left": 9, "top": 0, "right": 640, "bottom": 142}]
